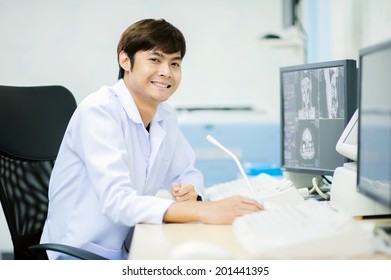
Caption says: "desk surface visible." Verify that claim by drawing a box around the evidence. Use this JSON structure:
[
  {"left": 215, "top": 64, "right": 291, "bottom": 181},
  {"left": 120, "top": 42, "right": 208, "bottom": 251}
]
[
  {"left": 129, "top": 223, "right": 249, "bottom": 260},
  {"left": 129, "top": 221, "right": 391, "bottom": 260}
]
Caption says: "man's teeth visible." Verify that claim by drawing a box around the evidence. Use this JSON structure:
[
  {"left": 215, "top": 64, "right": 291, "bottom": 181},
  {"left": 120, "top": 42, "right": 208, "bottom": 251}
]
[{"left": 153, "top": 81, "right": 171, "bottom": 88}]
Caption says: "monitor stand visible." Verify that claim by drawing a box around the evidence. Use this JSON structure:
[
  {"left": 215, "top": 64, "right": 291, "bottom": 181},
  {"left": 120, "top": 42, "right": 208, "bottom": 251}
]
[
  {"left": 283, "top": 171, "right": 320, "bottom": 189},
  {"left": 330, "top": 162, "right": 391, "bottom": 217}
]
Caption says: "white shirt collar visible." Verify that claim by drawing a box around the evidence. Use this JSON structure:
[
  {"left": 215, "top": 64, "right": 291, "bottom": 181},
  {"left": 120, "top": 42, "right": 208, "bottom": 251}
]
[{"left": 113, "top": 79, "right": 171, "bottom": 125}]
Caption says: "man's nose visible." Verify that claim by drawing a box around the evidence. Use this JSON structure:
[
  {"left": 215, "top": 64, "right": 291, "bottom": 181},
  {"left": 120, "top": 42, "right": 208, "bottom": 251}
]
[{"left": 159, "top": 63, "right": 172, "bottom": 78}]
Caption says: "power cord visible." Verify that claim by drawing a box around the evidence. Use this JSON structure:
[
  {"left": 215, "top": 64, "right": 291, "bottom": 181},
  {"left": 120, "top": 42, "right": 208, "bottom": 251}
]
[
  {"left": 309, "top": 177, "right": 330, "bottom": 200},
  {"left": 322, "top": 175, "right": 332, "bottom": 185}
]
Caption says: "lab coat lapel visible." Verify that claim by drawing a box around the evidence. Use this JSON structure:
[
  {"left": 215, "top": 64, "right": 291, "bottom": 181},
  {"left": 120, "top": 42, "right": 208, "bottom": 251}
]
[{"left": 147, "top": 120, "right": 165, "bottom": 177}]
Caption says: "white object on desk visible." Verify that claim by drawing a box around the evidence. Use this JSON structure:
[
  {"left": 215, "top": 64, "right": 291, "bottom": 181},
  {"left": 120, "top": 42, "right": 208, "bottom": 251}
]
[
  {"left": 206, "top": 172, "right": 304, "bottom": 206},
  {"left": 232, "top": 199, "right": 374, "bottom": 259},
  {"left": 330, "top": 162, "right": 391, "bottom": 216}
]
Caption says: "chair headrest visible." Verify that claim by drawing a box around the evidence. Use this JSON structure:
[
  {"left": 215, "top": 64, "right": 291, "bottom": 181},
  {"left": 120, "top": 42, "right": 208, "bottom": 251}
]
[{"left": 0, "top": 85, "right": 77, "bottom": 160}]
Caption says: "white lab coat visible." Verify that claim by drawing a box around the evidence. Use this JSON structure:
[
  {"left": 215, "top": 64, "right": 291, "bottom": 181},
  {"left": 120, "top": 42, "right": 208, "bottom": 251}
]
[{"left": 40, "top": 80, "right": 204, "bottom": 259}]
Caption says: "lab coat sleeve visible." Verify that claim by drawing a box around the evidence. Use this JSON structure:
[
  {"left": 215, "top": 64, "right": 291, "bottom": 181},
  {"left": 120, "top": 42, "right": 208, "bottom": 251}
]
[
  {"left": 162, "top": 115, "right": 205, "bottom": 199},
  {"left": 71, "top": 101, "right": 173, "bottom": 226}
]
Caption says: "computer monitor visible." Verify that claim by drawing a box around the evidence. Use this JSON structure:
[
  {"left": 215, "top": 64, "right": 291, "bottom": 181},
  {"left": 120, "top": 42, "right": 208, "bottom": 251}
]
[
  {"left": 280, "top": 60, "right": 358, "bottom": 184},
  {"left": 357, "top": 39, "right": 391, "bottom": 209}
]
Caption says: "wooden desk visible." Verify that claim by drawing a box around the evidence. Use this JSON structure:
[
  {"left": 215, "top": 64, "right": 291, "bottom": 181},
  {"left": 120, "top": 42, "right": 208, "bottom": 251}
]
[
  {"left": 129, "top": 223, "right": 250, "bottom": 260},
  {"left": 129, "top": 221, "right": 391, "bottom": 260}
]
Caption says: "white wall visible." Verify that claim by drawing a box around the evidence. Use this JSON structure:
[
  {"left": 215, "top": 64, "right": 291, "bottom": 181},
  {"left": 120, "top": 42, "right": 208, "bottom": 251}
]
[
  {"left": 302, "top": 0, "right": 391, "bottom": 63},
  {"left": 0, "top": 0, "right": 301, "bottom": 116},
  {"left": 359, "top": 0, "right": 391, "bottom": 48}
]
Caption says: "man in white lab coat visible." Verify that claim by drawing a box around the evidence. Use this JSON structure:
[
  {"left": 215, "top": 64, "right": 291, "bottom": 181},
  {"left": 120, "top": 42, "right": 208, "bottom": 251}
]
[{"left": 40, "top": 18, "right": 263, "bottom": 259}]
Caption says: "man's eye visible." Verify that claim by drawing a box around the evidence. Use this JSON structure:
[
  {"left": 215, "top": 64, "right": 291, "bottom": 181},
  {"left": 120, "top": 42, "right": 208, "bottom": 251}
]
[
  {"left": 150, "top": 58, "right": 159, "bottom": 63},
  {"left": 172, "top": 62, "right": 181, "bottom": 68}
]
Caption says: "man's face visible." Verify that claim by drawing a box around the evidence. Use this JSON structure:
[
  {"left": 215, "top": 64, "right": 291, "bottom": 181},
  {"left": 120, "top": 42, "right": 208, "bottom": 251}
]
[{"left": 124, "top": 49, "right": 182, "bottom": 106}]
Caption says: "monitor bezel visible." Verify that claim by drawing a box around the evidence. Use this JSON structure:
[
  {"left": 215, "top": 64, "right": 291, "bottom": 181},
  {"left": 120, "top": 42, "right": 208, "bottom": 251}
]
[
  {"left": 280, "top": 59, "right": 358, "bottom": 176},
  {"left": 335, "top": 108, "right": 359, "bottom": 162},
  {"left": 357, "top": 39, "right": 391, "bottom": 209}
]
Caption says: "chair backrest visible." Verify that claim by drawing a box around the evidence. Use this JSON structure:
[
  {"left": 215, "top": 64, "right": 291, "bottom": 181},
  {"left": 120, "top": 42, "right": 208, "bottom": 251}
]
[{"left": 0, "top": 85, "right": 77, "bottom": 259}]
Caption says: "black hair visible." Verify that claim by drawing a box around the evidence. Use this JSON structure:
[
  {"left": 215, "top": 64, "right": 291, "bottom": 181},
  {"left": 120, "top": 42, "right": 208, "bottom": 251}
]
[{"left": 117, "top": 18, "right": 186, "bottom": 79}]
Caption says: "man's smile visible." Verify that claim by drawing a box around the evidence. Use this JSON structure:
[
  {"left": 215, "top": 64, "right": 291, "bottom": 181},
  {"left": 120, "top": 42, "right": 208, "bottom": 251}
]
[{"left": 151, "top": 81, "right": 172, "bottom": 89}]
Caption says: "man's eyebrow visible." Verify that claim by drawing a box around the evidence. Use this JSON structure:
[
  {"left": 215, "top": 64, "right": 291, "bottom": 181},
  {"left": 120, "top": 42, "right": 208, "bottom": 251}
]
[{"left": 150, "top": 51, "right": 182, "bottom": 61}]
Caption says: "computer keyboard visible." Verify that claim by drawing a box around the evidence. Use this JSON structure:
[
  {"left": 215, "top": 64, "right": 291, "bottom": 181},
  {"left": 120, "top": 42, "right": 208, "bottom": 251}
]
[
  {"left": 205, "top": 173, "right": 305, "bottom": 206},
  {"left": 232, "top": 199, "right": 374, "bottom": 259}
]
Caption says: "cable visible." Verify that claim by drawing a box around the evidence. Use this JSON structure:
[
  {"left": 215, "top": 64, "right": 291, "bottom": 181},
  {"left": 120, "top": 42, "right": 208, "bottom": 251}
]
[
  {"left": 309, "top": 177, "right": 330, "bottom": 200},
  {"left": 322, "top": 175, "right": 332, "bottom": 185}
]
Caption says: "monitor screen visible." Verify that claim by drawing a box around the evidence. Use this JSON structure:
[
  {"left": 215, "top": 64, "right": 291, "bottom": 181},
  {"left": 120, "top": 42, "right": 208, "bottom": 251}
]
[
  {"left": 280, "top": 60, "right": 358, "bottom": 175},
  {"left": 357, "top": 40, "right": 391, "bottom": 209}
]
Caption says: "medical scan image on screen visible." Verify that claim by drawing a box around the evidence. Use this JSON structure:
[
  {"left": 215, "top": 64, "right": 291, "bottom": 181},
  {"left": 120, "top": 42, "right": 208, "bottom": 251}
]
[{"left": 282, "top": 66, "right": 346, "bottom": 173}]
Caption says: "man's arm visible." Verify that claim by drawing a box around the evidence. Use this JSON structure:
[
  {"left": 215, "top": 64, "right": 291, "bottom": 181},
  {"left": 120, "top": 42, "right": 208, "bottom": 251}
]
[{"left": 163, "top": 195, "right": 263, "bottom": 225}]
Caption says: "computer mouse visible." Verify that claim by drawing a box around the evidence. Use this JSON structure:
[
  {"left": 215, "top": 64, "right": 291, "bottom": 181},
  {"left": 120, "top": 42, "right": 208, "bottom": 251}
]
[{"left": 169, "top": 240, "right": 233, "bottom": 260}]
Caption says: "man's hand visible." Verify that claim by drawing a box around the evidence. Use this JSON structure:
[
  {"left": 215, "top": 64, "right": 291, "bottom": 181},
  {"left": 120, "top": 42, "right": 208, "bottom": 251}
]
[
  {"left": 171, "top": 182, "right": 198, "bottom": 202},
  {"left": 163, "top": 195, "right": 264, "bottom": 224},
  {"left": 199, "top": 196, "right": 264, "bottom": 224}
]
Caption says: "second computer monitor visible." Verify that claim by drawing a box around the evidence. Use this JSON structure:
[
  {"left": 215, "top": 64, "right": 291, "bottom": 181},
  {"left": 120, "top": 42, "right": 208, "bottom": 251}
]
[
  {"left": 280, "top": 60, "right": 358, "bottom": 176},
  {"left": 357, "top": 39, "right": 391, "bottom": 209}
]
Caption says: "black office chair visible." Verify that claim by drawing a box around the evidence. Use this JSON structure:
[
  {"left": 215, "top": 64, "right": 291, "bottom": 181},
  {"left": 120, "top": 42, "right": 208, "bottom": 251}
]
[{"left": 0, "top": 85, "right": 107, "bottom": 260}]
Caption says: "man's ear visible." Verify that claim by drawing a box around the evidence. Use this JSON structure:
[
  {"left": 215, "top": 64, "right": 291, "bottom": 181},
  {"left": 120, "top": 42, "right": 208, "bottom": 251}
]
[{"left": 119, "top": 51, "right": 131, "bottom": 72}]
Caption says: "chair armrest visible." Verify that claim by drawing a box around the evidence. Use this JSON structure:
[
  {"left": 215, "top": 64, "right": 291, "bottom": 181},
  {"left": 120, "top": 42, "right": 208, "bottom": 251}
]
[{"left": 29, "top": 243, "right": 108, "bottom": 260}]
